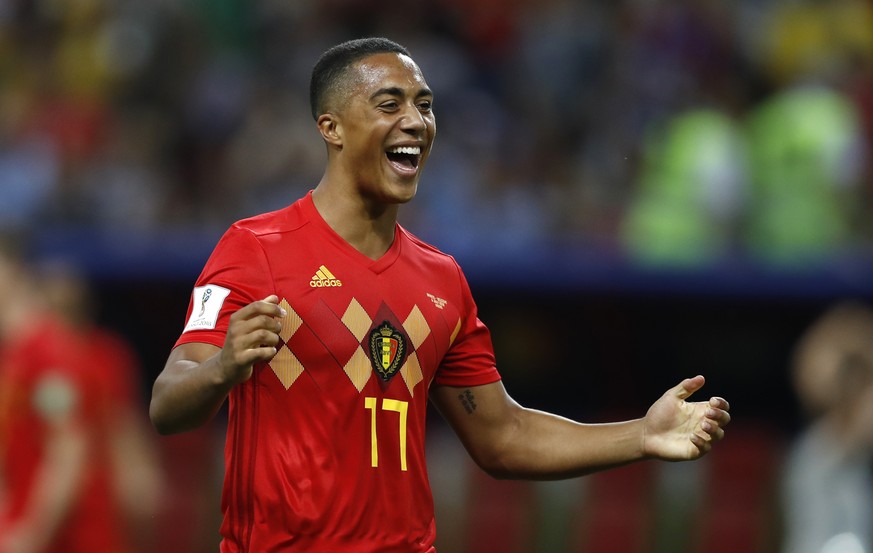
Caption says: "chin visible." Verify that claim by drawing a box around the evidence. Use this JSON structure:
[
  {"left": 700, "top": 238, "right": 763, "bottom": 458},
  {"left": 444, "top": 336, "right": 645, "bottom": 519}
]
[{"left": 385, "top": 180, "right": 419, "bottom": 204}]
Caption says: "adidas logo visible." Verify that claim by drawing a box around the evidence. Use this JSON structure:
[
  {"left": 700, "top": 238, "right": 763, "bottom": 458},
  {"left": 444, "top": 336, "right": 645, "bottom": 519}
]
[{"left": 310, "top": 265, "right": 342, "bottom": 287}]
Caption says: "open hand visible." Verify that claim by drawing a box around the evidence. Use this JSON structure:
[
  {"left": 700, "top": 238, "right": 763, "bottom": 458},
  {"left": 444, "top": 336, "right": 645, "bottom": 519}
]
[{"left": 642, "top": 375, "right": 731, "bottom": 460}]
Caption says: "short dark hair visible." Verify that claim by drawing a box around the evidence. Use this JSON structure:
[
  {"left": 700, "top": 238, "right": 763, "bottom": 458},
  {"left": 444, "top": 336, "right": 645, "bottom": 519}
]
[{"left": 309, "top": 37, "right": 411, "bottom": 120}]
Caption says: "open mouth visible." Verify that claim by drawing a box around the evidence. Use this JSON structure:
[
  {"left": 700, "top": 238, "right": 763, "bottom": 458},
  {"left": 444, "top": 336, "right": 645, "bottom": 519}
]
[{"left": 386, "top": 145, "right": 421, "bottom": 172}]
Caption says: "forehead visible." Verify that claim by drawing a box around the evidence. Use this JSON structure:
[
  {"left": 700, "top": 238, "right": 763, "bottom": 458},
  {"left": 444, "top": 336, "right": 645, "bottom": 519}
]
[{"left": 348, "top": 52, "right": 430, "bottom": 96}]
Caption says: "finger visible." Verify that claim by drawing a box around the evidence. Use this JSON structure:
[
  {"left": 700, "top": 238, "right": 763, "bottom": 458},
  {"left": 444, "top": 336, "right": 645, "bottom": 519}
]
[
  {"left": 234, "top": 297, "right": 286, "bottom": 320},
  {"left": 700, "top": 420, "right": 726, "bottom": 444},
  {"left": 706, "top": 406, "right": 731, "bottom": 427},
  {"left": 672, "top": 375, "right": 705, "bottom": 401},
  {"left": 701, "top": 414, "right": 724, "bottom": 433},
  {"left": 709, "top": 396, "right": 730, "bottom": 411},
  {"left": 251, "top": 314, "right": 284, "bottom": 333},
  {"left": 257, "top": 295, "right": 285, "bottom": 316},
  {"left": 690, "top": 432, "right": 712, "bottom": 455},
  {"left": 229, "top": 315, "right": 283, "bottom": 340},
  {"left": 238, "top": 345, "right": 280, "bottom": 366},
  {"left": 228, "top": 329, "right": 281, "bottom": 362},
  {"left": 261, "top": 295, "right": 285, "bottom": 314},
  {"left": 226, "top": 315, "right": 282, "bottom": 348},
  {"left": 226, "top": 342, "right": 270, "bottom": 367},
  {"left": 252, "top": 327, "right": 282, "bottom": 348}
]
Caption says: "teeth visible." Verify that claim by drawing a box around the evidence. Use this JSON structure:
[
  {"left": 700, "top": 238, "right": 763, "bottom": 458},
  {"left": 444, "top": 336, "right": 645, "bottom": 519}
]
[{"left": 388, "top": 146, "right": 421, "bottom": 155}]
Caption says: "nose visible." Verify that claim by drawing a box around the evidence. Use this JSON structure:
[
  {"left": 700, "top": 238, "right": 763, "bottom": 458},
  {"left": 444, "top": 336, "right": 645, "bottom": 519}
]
[{"left": 400, "top": 104, "right": 428, "bottom": 134}]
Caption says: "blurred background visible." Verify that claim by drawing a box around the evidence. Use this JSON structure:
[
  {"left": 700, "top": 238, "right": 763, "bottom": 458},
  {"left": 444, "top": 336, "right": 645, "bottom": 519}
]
[{"left": 2, "top": 0, "right": 873, "bottom": 551}]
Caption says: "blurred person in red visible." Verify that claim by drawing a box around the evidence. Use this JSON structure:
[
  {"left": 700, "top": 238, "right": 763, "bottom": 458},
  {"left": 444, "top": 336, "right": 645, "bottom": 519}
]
[
  {"left": 779, "top": 301, "right": 873, "bottom": 553},
  {"left": 0, "top": 234, "right": 131, "bottom": 553},
  {"left": 36, "top": 260, "right": 166, "bottom": 553}
]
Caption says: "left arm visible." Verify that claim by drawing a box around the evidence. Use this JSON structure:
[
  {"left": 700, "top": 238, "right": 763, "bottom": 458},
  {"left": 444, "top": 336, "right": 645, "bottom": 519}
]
[{"left": 429, "top": 375, "right": 730, "bottom": 480}]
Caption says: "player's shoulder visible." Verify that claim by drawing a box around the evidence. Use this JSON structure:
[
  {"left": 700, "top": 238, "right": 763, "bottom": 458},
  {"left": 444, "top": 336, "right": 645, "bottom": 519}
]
[
  {"left": 399, "top": 226, "right": 461, "bottom": 269},
  {"left": 229, "top": 200, "right": 308, "bottom": 238}
]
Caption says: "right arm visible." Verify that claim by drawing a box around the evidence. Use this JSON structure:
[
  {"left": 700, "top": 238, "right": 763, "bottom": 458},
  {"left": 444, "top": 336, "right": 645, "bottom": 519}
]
[
  {"left": 149, "top": 295, "right": 285, "bottom": 435},
  {"left": 0, "top": 379, "right": 88, "bottom": 553}
]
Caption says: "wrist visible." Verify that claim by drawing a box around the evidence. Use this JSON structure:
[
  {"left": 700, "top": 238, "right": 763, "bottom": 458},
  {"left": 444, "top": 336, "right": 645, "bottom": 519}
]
[
  {"left": 213, "top": 351, "right": 252, "bottom": 389},
  {"left": 635, "top": 418, "right": 652, "bottom": 460}
]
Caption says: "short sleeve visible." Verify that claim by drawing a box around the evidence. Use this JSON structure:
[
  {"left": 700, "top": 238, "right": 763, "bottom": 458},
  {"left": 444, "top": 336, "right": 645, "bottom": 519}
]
[
  {"left": 433, "top": 264, "right": 501, "bottom": 388},
  {"left": 175, "top": 225, "right": 274, "bottom": 348}
]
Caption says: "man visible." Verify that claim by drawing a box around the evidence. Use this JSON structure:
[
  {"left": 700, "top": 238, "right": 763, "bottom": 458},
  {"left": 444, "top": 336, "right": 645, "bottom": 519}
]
[
  {"left": 149, "top": 37, "right": 731, "bottom": 552},
  {"left": 37, "top": 261, "right": 165, "bottom": 553},
  {"left": 0, "top": 237, "right": 131, "bottom": 553},
  {"left": 779, "top": 301, "right": 873, "bottom": 553}
]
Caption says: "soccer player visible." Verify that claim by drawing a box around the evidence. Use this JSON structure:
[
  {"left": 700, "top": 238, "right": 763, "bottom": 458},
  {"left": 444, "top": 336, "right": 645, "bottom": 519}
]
[
  {"left": 149, "top": 37, "right": 731, "bottom": 552},
  {"left": 0, "top": 237, "right": 131, "bottom": 553},
  {"left": 37, "top": 261, "right": 166, "bottom": 553}
]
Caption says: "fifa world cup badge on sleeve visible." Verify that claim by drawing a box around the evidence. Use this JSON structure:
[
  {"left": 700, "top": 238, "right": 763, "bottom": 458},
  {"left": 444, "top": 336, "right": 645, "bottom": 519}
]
[{"left": 184, "top": 285, "right": 231, "bottom": 332}]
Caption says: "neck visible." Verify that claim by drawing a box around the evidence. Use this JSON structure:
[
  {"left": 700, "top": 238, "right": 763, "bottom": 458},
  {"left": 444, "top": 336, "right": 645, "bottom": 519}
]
[
  {"left": 311, "top": 180, "right": 399, "bottom": 260},
  {"left": 0, "top": 288, "right": 42, "bottom": 342}
]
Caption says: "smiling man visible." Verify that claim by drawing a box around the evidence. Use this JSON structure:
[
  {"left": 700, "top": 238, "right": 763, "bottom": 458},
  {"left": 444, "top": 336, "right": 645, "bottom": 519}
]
[{"left": 149, "top": 37, "right": 731, "bottom": 553}]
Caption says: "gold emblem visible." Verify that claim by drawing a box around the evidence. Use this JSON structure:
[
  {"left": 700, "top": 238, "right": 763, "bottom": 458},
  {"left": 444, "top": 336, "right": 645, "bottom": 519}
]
[{"left": 368, "top": 321, "right": 406, "bottom": 381}]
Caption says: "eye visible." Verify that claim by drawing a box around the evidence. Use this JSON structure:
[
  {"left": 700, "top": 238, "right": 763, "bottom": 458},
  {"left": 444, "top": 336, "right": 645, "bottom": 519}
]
[
  {"left": 417, "top": 100, "right": 433, "bottom": 113},
  {"left": 379, "top": 101, "right": 399, "bottom": 111}
]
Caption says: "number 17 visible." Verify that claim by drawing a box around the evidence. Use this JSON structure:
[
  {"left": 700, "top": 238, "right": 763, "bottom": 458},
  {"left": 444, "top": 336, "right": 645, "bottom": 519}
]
[{"left": 364, "top": 397, "right": 408, "bottom": 471}]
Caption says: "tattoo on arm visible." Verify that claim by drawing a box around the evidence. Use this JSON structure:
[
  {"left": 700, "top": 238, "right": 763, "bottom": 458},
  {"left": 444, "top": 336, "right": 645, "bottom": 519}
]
[{"left": 458, "top": 389, "right": 477, "bottom": 414}]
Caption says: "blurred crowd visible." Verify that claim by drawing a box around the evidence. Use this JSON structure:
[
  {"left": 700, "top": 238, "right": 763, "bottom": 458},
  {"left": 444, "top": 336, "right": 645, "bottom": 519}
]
[{"left": 1, "top": 0, "right": 872, "bottom": 267}]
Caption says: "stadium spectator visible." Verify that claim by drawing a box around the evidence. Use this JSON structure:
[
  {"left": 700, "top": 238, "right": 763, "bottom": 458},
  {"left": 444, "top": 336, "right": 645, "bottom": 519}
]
[{"left": 743, "top": 84, "right": 867, "bottom": 263}]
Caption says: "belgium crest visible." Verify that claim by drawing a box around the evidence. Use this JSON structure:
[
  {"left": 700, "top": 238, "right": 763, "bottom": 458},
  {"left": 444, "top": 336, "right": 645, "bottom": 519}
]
[{"left": 368, "top": 321, "right": 407, "bottom": 381}]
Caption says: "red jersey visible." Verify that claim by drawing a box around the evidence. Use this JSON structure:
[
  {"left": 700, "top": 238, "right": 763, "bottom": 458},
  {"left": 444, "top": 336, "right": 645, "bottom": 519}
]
[
  {"left": 0, "top": 315, "right": 128, "bottom": 553},
  {"left": 84, "top": 327, "right": 139, "bottom": 409},
  {"left": 176, "top": 192, "right": 501, "bottom": 552}
]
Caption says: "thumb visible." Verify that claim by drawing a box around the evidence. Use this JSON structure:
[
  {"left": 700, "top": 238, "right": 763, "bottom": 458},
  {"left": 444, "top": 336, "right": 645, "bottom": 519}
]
[
  {"left": 262, "top": 294, "right": 279, "bottom": 304},
  {"left": 672, "top": 375, "right": 705, "bottom": 401}
]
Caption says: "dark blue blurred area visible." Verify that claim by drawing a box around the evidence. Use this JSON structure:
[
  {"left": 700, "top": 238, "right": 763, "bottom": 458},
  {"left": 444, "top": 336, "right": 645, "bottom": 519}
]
[{"left": 30, "top": 224, "right": 873, "bottom": 299}]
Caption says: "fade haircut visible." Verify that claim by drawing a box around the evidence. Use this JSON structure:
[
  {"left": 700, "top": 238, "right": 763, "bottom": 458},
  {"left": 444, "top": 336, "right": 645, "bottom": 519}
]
[{"left": 309, "top": 37, "right": 411, "bottom": 120}]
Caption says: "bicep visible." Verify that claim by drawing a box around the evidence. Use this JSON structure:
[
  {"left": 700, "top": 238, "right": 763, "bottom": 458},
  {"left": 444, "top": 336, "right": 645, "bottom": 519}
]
[
  {"left": 430, "top": 381, "right": 522, "bottom": 469},
  {"left": 152, "top": 341, "right": 222, "bottom": 400},
  {"left": 163, "top": 342, "right": 221, "bottom": 372},
  {"left": 150, "top": 341, "right": 224, "bottom": 434}
]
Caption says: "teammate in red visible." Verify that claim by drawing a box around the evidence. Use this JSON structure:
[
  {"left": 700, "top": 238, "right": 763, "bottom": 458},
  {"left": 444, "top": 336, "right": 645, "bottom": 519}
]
[
  {"left": 0, "top": 239, "right": 130, "bottom": 553},
  {"left": 150, "top": 37, "right": 731, "bottom": 552},
  {"left": 38, "top": 262, "right": 165, "bottom": 553}
]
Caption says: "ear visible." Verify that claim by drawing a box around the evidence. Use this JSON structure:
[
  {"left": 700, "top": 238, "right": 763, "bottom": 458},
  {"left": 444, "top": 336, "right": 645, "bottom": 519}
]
[{"left": 317, "top": 113, "right": 342, "bottom": 147}]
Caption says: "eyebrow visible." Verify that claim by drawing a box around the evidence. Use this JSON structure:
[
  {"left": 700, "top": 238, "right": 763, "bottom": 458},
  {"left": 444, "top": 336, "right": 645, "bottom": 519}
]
[{"left": 369, "top": 86, "right": 433, "bottom": 101}]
